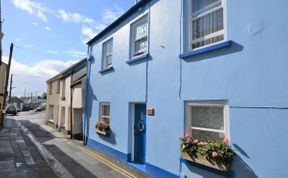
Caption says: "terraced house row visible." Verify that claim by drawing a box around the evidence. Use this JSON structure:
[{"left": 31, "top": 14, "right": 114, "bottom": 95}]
[{"left": 46, "top": 0, "right": 288, "bottom": 177}]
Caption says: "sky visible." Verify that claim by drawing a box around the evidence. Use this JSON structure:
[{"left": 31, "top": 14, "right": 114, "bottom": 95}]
[{"left": 2, "top": 0, "right": 134, "bottom": 97}]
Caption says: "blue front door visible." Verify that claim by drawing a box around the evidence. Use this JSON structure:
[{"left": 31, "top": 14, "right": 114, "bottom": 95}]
[{"left": 134, "top": 104, "right": 146, "bottom": 164}]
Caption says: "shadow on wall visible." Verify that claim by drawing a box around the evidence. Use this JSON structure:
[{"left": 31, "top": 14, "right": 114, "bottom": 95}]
[
  {"left": 232, "top": 144, "right": 259, "bottom": 178},
  {"left": 84, "top": 57, "right": 98, "bottom": 144},
  {"left": 99, "top": 130, "right": 117, "bottom": 145},
  {"left": 181, "top": 144, "right": 259, "bottom": 178},
  {"left": 183, "top": 42, "right": 244, "bottom": 63}
]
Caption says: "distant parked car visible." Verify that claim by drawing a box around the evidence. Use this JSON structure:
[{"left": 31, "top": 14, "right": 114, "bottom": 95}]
[
  {"left": 6, "top": 105, "right": 18, "bottom": 115},
  {"left": 35, "top": 104, "right": 46, "bottom": 112}
]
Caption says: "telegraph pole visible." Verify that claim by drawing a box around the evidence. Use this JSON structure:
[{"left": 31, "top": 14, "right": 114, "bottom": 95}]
[{"left": 8, "top": 74, "right": 13, "bottom": 103}]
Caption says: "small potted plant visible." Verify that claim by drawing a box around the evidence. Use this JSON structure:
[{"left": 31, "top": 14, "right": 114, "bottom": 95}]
[
  {"left": 179, "top": 133, "right": 234, "bottom": 172},
  {"left": 95, "top": 117, "right": 110, "bottom": 136}
]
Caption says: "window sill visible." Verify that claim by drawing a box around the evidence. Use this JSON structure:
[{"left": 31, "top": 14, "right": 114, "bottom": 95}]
[
  {"left": 179, "top": 40, "right": 232, "bottom": 59},
  {"left": 99, "top": 66, "right": 114, "bottom": 74},
  {"left": 126, "top": 53, "right": 149, "bottom": 64}
]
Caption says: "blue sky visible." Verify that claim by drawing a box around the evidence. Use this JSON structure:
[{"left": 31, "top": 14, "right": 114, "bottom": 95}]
[{"left": 2, "top": 0, "right": 134, "bottom": 97}]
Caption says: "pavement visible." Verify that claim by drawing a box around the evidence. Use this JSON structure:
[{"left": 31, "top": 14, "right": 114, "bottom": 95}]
[{"left": 0, "top": 111, "right": 150, "bottom": 178}]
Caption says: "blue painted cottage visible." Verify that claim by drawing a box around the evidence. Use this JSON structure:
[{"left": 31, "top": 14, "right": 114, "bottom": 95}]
[{"left": 83, "top": 0, "right": 288, "bottom": 177}]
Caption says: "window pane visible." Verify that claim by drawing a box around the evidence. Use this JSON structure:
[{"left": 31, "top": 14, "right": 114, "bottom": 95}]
[
  {"left": 106, "top": 41, "right": 113, "bottom": 54},
  {"left": 105, "top": 55, "right": 112, "bottom": 67},
  {"left": 192, "top": 0, "right": 221, "bottom": 15},
  {"left": 192, "top": 9, "right": 223, "bottom": 40},
  {"left": 135, "top": 37, "right": 148, "bottom": 54},
  {"left": 192, "top": 34, "right": 224, "bottom": 49},
  {"left": 191, "top": 129, "right": 225, "bottom": 141},
  {"left": 135, "top": 23, "right": 148, "bottom": 41},
  {"left": 102, "top": 105, "right": 110, "bottom": 117},
  {"left": 191, "top": 106, "right": 224, "bottom": 130},
  {"left": 103, "top": 39, "right": 112, "bottom": 68}
]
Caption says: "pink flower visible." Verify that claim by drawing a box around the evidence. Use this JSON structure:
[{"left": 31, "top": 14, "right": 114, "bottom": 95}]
[
  {"left": 212, "top": 151, "right": 219, "bottom": 158},
  {"left": 185, "top": 132, "right": 190, "bottom": 141},
  {"left": 223, "top": 137, "right": 230, "bottom": 143},
  {"left": 193, "top": 139, "right": 199, "bottom": 144}
]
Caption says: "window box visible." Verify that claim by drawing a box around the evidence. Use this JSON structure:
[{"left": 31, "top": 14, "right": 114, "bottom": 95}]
[
  {"left": 180, "top": 135, "right": 233, "bottom": 172},
  {"left": 181, "top": 151, "right": 231, "bottom": 172},
  {"left": 96, "top": 127, "right": 110, "bottom": 136},
  {"left": 95, "top": 119, "right": 110, "bottom": 136},
  {"left": 183, "top": 101, "right": 233, "bottom": 171}
]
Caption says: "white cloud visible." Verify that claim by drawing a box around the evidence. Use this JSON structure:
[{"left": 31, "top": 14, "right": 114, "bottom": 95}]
[
  {"left": 81, "top": 26, "right": 97, "bottom": 39},
  {"left": 58, "top": 9, "right": 95, "bottom": 24},
  {"left": 23, "top": 44, "right": 33, "bottom": 49},
  {"left": 12, "top": 0, "right": 48, "bottom": 21},
  {"left": 2, "top": 56, "right": 79, "bottom": 97},
  {"left": 32, "top": 22, "right": 38, "bottom": 25},
  {"left": 45, "top": 26, "right": 51, "bottom": 31},
  {"left": 15, "top": 38, "right": 21, "bottom": 42},
  {"left": 3, "top": 56, "right": 78, "bottom": 78},
  {"left": 64, "top": 50, "right": 86, "bottom": 58},
  {"left": 12, "top": 0, "right": 124, "bottom": 43},
  {"left": 47, "top": 50, "right": 58, "bottom": 54},
  {"left": 103, "top": 4, "right": 124, "bottom": 24}
]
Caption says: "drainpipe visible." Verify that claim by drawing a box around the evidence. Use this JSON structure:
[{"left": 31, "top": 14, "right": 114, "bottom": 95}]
[
  {"left": 70, "top": 71, "right": 73, "bottom": 139},
  {"left": 83, "top": 46, "right": 92, "bottom": 145}
]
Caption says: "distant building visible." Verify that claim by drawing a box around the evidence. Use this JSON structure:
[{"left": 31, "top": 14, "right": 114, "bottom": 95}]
[
  {"left": 9, "top": 97, "right": 24, "bottom": 111},
  {"left": 46, "top": 58, "right": 86, "bottom": 140}
]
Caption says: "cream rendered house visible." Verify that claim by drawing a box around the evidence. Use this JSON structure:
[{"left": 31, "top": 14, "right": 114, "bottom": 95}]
[
  {"left": 58, "top": 74, "right": 72, "bottom": 134},
  {"left": 46, "top": 59, "right": 86, "bottom": 138},
  {"left": 46, "top": 75, "right": 61, "bottom": 127}
]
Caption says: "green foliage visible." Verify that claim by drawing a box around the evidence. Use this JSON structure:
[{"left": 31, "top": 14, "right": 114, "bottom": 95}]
[
  {"left": 95, "top": 118, "right": 110, "bottom": 131},
  {"left": 180, "top": 136, "right": 234, "bottom": 163}
]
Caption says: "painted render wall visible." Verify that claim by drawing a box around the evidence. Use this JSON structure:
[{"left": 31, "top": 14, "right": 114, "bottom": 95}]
[
  {"left": 46, "top": 79, "right": 60, "bottom": 126},
  {"left": 85, "top": 0, "right": 288, "bottom": 177},
  {"left": 58, "top": 76, "right": 71, "bottom": 131}
]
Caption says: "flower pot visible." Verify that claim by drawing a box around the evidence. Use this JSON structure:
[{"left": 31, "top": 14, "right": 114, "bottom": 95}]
[
  {"left": 181, "top": 151, "right": 231, "bottom": 172},
  {"left": 96, "top": 128, "right": 110, "bottom": 136}
]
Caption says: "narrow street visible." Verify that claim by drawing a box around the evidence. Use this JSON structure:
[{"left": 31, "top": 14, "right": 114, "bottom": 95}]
[{"left": 0, "top": 111, "right": 149, "bottom": 178}]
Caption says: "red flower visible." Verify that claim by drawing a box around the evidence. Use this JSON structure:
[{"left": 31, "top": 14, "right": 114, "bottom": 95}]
[
  {"left": 212, "top": 151, "right": 219, "bottom": 158},
  {"left": 193, "top": 139, "right": 199, "bottom": 144},
  {"left": 223, "top": 137, "right": 230, "bottom": 143},
  {"left": 185, "top": 132, "right": 190, "bottom": 141}
]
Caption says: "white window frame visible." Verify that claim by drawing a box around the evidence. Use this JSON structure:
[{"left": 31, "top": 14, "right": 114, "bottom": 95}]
[
  {"left": 130, "top": 14, "right": 149, "bottom": 58},
  {"left": 99, "top": 102, "right": 110, "bottom": 120},
  {"left": 186, "top": 0, "right": 227, "bottom": 51},
  {"left": 185, "top": 101, "right": 230, "bottom": 139},
  {"left": 102, "top": 38, "right": 113, "bottom": 69}
]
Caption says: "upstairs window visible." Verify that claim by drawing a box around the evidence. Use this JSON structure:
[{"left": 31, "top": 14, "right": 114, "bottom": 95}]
[
  {"left": 56, "top": 80, "right": 60, "bottom": 94},
  {"left": 62, "top": 80, "right": 66, "bottom": 97},
  {"left": 102, "top": 39, "right": 113, "bottom": 69},
  {"left": 185, "top": 101, "right": 229, "bottom": 141},
  {"left": 49, "top": 82, "right": 53, "bottom": 95},
  {"left": 190, "top": 0, "right": 225, "bottom": 49},
  {"left": 130, "top": 14, "right": 148, "bottom": 57}
]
